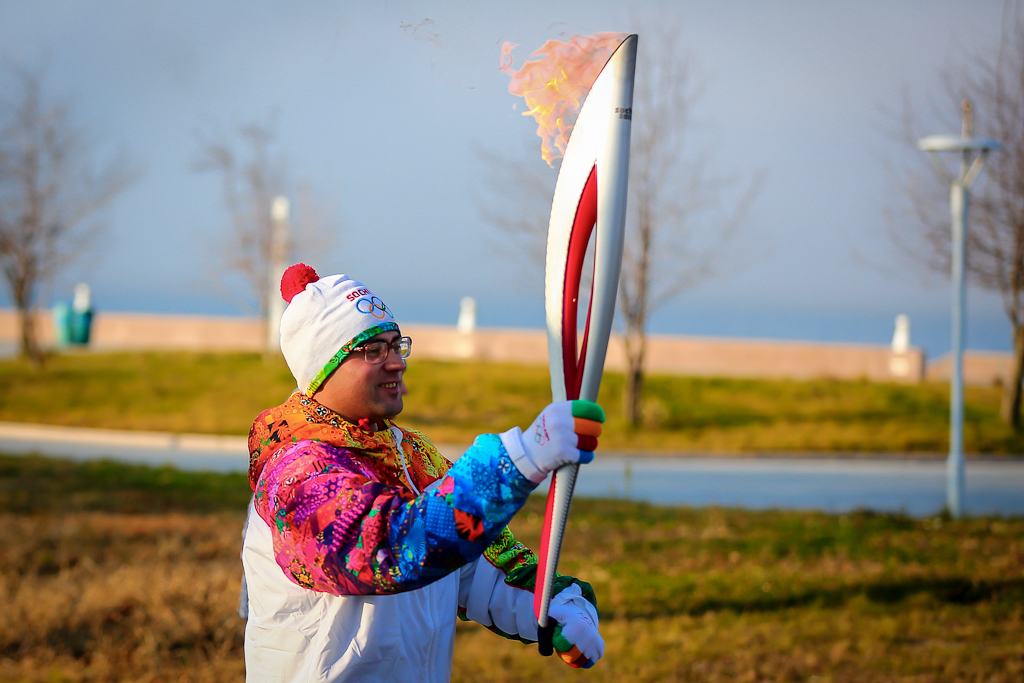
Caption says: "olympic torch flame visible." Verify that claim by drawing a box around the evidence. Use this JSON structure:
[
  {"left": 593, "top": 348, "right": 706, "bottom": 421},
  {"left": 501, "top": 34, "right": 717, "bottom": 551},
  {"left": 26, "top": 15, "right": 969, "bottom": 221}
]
[{"left": 501, "top": 33, "right": 627, "bottom": 166}]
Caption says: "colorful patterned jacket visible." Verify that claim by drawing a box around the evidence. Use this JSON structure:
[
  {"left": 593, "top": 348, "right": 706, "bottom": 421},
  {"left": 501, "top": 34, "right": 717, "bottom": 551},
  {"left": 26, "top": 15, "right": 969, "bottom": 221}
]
[{"left": 246, "top": 391, "right": 593, "bottom": 629}]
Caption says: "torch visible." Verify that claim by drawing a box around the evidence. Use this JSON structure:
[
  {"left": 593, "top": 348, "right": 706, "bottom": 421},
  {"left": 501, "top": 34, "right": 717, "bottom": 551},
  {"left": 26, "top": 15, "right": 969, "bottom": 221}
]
[{"left": 533, "top": 34, "right": 637, "bottom": 656}]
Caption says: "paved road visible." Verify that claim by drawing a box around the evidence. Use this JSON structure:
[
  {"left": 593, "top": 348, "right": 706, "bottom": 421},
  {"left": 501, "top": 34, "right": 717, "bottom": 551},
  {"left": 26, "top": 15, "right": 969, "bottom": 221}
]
[
  {"left": 537, "top": 457, "right": 1024, "bottom": 517},
  {"left": 2, "top": 422, "right": 1022, "bottom": 517},
  {"left": 0, "top": 421, "right": 249, "bottom": 472}
]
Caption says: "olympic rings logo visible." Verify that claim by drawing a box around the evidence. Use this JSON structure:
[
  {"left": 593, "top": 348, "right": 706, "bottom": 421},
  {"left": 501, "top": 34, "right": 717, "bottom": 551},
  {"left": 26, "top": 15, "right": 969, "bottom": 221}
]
[
  {"left": 533, "top": 416, "right": 550, "bottom": 446},
  {"left": 356, "top": 296, "right": 392, "bottom": 320}
]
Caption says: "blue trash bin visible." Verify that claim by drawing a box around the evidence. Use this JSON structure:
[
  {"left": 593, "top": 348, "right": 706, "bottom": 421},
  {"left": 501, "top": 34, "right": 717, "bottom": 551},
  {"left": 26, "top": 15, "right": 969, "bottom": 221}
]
[
  {"left": 69, "top": 309, "right": 92, "bottom": 345},
  {"left": 68, "top": 283, "right": 93, "bottom": 346}
]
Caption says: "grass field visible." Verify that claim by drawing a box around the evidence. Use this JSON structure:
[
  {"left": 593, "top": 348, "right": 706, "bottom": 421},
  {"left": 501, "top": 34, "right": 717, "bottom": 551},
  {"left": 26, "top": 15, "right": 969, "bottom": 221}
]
[
  {"left": 0, "top": 453, "right": 1021, "bottom": 682},
  {"left": 2, "top": 350, "right": 1024, "bottom": 454}
]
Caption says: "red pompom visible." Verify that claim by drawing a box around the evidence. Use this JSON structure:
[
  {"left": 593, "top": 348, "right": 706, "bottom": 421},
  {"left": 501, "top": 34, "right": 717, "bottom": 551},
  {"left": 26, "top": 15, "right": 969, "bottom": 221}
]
[{"left": 281, "top": 263, "right": 319, "bottom": 303}]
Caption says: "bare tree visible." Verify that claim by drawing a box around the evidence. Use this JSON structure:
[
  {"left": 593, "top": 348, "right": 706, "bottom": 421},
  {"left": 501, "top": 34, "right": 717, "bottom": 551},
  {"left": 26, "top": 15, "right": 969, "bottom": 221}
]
[
  {"left": 891, "top": 8, "right": 1024, "bottom": 428},
  {"left": 193, "top": 117, "right": 332, "bottom": 322},
  {"left": 618, "top": 32, "right": 763, "bottom": 426},
  {"left": 480, "top": 30, "right": 762, "bottom": 426},
  {"left": 0, "top": 65, "right": 137, "bottom": 365},
  {"left": 473, "top": 139, "right": 557, "bottom": 280}
]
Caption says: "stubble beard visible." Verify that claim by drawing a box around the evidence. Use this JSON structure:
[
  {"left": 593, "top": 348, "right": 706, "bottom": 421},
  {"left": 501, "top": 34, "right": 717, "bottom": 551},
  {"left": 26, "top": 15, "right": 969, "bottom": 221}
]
[{"left": 368, "top": 388, "right": 403, "bottom": 421}]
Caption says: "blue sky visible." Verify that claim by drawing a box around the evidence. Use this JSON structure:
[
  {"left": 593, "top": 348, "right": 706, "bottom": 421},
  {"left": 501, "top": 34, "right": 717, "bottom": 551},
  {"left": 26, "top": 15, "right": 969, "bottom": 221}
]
[{"left": 0, "top": 0, "right": 1012, "bottom": 359}]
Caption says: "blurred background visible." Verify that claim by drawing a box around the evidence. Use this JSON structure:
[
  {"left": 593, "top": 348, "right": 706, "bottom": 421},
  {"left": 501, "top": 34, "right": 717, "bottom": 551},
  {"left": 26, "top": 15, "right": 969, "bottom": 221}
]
[
  {"left": 0, "top": 0, "right": 1015, "bottom": 354},
  {"left": 1, "top": 3, "right": 1022, "bottom": 682}
]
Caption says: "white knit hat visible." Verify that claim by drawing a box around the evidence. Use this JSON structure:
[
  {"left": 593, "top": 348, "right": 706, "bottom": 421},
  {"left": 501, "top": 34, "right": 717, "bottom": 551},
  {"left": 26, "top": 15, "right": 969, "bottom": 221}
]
[{"left": 279, "top": 264, "right": 399, "bottom": 395}]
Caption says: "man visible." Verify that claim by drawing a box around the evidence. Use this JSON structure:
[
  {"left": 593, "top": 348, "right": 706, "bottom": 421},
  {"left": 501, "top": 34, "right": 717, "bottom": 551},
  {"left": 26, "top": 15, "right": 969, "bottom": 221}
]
[{"left": 241, "top": 264, "right": 605, "bottom": 682}]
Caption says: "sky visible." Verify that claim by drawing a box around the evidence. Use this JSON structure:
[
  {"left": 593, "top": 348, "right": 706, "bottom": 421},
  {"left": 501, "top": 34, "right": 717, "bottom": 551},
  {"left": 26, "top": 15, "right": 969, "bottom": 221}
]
[{"left": 0, "top": 0, "right": 1014, "bottom": 360}]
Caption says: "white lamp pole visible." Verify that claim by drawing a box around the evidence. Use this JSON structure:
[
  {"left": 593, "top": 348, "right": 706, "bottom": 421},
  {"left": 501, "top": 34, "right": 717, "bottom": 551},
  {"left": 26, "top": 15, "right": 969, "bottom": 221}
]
[
  {"left": 266, "top": 196, "right": 291, "bottom": 354},
  {"left": 917, "top": 100, "right": 1000, "bottom": 518}
]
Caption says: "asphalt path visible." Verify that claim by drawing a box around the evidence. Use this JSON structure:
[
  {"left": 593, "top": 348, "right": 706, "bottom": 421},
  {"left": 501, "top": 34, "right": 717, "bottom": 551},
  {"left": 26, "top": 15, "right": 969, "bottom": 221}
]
[
  {"left": 2, "top": 422, "right": 1022, "bottom": 517},
  {"left": 534, "top": 457, "right": 1024, "bottom": 518}
]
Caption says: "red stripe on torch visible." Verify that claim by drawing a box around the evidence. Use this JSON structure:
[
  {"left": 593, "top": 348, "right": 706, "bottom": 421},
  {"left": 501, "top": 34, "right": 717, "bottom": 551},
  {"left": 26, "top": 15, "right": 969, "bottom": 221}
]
[
  {"left": 536, "top": 164, "right": 599, "bottom": 622},
  {"left": 560, "top": 165, "right": 598, "bottom": 401}
]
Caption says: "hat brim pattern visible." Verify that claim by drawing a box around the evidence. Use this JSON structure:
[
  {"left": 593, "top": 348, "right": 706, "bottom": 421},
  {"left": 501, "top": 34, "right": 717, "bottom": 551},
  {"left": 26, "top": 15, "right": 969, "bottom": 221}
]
[{"left": 305, "top": 322, "right": 400, "bottom": 396}]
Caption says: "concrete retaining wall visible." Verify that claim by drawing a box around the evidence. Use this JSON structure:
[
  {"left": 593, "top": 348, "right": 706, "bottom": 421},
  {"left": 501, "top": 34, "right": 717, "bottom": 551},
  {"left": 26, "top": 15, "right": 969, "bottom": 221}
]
[
  {"left": 1, "top": 308, "right": 938, "bottom": 383},
  {"left": 925, "top": 351, "right": 1013, "bottom": 387},
  {"left": 0, "top": 309, "right": 265, "bottom": 351},
  {"left": 406, "top": 323, "right": 926, "bottom": 382}
]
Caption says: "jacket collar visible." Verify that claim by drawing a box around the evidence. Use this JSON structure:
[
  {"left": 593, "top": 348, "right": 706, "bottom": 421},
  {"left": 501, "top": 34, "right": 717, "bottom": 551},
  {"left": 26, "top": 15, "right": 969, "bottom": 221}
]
[{"left": 249, "top": 392, "right": 398, "bottom": 488}]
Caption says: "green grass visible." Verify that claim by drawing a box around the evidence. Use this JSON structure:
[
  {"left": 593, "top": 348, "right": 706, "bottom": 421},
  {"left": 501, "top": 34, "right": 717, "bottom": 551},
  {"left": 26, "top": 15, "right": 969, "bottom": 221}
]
[
  {"left": 0, "top": 350, "right": 297, "bottom": 434},
  {"left": 0, "top": 453, "right": 252, "bottom": 514},
  {"left": 2, "top": 351, "right": 1024, "bottom": 453},
  {"left": 0, "top": 453, "right": 1020, "bottom": 682}
]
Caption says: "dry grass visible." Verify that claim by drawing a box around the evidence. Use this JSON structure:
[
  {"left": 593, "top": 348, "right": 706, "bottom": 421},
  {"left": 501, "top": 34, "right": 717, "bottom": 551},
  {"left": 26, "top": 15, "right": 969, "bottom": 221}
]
[
  {"left": 0, "top": 512, "right": 246, "bottom": 683},
  {"left": 453, "top": 604, "right": 1024, "bottom": 683},
  {"left": 0, "top": 467, "right": 1021, "bottom": 682},
  {"left": 451, "top": 500, "right": 1024, "bottom": 682}
]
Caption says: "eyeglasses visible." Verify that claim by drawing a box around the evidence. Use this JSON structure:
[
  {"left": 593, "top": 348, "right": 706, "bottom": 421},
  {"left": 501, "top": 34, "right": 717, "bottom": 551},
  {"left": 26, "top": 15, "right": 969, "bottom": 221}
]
[{"left": 352, "top": 336, "right": 412, "bottom": 364}]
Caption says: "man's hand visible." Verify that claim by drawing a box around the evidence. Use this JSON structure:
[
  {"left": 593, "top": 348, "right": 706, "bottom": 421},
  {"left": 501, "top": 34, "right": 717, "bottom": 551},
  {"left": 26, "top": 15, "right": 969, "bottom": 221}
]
[
  {"left": 499, "top": 400, "right": 605, "bottom": 483},
  {"left": 549, "top": 583, "right": 604, "bottom": 668}
]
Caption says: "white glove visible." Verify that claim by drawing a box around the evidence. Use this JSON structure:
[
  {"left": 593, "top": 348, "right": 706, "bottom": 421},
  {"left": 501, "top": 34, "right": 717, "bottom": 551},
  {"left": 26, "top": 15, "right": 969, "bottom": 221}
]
[
  {"left": 499, "top": 400, "right": 605, "bottom": 482},
  {"left": 549, "top": 583, "right": 604, "bottom": 668}
]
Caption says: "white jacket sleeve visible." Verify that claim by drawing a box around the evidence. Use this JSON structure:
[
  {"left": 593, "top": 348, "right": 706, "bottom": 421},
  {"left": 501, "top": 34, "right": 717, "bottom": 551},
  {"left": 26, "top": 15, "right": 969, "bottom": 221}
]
[{"left": 458, "top": 557, "right": 539, "bottom": 641}]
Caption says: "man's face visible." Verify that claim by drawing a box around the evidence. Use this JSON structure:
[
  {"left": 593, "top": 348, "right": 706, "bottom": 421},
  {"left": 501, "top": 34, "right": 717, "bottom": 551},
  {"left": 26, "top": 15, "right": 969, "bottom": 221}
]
[{"left": 313, "top": 330, "right": 406, "bottom": 423}]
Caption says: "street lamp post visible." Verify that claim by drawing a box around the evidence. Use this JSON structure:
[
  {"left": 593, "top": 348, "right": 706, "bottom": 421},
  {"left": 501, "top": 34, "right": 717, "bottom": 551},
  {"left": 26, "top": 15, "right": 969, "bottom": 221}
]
[{"left": 917, "top": 100, "right": 1001, "bottom": 518}]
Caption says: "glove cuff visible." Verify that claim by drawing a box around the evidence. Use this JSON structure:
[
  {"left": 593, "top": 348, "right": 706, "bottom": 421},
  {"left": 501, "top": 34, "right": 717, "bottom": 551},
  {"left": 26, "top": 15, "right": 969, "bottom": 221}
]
[{"left": 499, "top": 426, "right": 546, "bottom": 483}]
